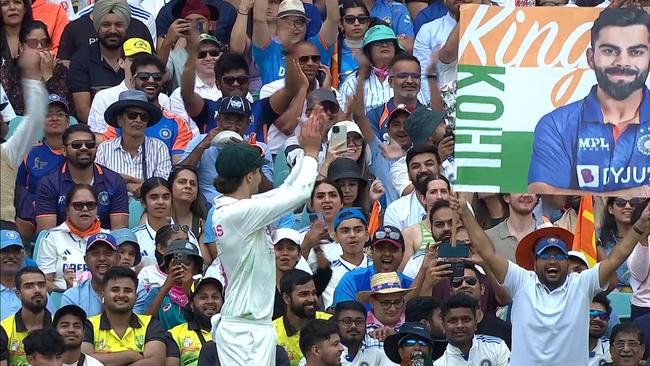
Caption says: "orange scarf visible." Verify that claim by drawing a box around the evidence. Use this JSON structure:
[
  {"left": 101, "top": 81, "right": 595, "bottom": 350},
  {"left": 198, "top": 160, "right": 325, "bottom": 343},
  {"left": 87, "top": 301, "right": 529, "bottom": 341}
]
[{"left": 66, "top": 218, "right": 102, "bottom": 238}]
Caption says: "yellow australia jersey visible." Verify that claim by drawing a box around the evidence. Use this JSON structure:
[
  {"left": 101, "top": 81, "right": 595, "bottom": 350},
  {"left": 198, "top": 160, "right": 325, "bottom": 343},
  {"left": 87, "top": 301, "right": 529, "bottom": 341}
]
[
  {"left": 169, "top": 321, "right": 212, "bottom": 366},
  {"left": 0, "top": 310, "right": 53, "bottom": 366},
  {"left": 85, "top": 312, "right": 166, "bottom": 354},
  {"left": 273, "top": 311, "right": 332, "bottom": 366}
]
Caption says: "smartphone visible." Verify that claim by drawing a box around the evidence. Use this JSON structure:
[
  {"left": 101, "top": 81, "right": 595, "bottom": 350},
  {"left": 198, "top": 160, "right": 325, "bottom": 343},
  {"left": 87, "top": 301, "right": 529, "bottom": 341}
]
[
  {"left": 444, "top": 124, "right": 455, "bottom": 139},
  {"left": 438, "top": 242, "right": 469, "bottom": 279},
  {"left": 308, "top": 212, "right": 325, "bottom": 225},
  {"left": 330, "top": 125, "right": 347, "bottom": 148},
  {"left": 174, "top": 252, "right": 187, "bottom": 264},
  {"left": 316, "top": 70, "right": 326, "bottom": 85}
]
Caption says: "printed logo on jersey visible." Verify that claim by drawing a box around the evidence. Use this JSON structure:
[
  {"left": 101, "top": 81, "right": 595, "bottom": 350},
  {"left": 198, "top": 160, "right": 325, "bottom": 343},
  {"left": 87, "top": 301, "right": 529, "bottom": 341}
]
[
  {"left": 63, "top": 249, "right": 71, "bottom": 255},
  {"left": 10, "top": 340, "right": 19, "bottom": 351},
  {"left": 58, "top": 195, "right": 67, "bottom": 205},
  {"left": 99, "top": 191, "right": 110, "bottom": 205},
  {"left": 33, "top": 157, "right": 48, "bottom": 170},
  {"left": 97, "top": 339, "right": 107, "bottom": 351},
  {"left": 383, "top": 16, "right": 392, "bottom": 25},
  {"left": 215, "top": 224, "right": 224, "bottom": 238},
  {"left": 576, "top": 165, "right": 599, "bottom": 188},
  {"left": 637, "top": 133, "right": 650, "bottom": 156},
  {"left": 135, "top": 335, "right": 145, "bottom": 349},
  {"left": 578, "top": 137, "right": 610, "bottom": 151},
  {"left": 480, "top": 360, "right": 492, "bottom": 366},
  {"left": 160, "top": 128, "right": 172, "bottom": 139}
]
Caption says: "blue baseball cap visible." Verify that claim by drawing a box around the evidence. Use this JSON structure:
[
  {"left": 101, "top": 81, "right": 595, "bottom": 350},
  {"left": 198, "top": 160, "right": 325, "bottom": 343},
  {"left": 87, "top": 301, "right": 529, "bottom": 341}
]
[
  {"left": 217, "top": 96, "right": 252, "bottom": 118},
  {"left": 0, "top": 230, "right": 23, "bottom": 250},
  {"left": 534, "top": 237, "right": 569, "bottom": 256},
  {"left": 111, "top": 228, "right": 142, "bottom": 266},
  {"left": 333, "top": 208, "right": 368, "bottom": 231},
  {"left": 86, "top": 233, "right": 118, "bottom": 251}
]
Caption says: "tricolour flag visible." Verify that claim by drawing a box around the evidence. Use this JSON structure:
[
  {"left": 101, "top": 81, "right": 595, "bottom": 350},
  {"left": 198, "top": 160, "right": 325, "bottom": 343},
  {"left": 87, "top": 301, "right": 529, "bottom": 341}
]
[{"left": 571, "top": 195, "right": 598, "bottom": 267}]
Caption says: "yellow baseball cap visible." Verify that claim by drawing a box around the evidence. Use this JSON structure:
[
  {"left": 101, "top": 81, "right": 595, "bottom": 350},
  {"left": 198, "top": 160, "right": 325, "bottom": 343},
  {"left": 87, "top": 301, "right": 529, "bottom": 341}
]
[{"left": 123, "top": 38, "right": 152, "bottom": 57}]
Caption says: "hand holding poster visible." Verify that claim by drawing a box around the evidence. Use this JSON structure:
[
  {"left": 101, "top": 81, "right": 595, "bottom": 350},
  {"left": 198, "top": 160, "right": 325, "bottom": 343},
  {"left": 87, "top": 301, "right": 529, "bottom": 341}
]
[{"left": 454, "top": 5, "right": 650, "bottom": 195}]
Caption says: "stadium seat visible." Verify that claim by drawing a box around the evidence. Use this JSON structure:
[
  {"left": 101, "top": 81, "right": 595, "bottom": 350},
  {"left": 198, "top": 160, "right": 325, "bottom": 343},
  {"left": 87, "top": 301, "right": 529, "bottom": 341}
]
[
  {"left": 608, "top": 291, "right": 632, "bottom": 321},
  {"left": 31, "top": 230, "right": 48, "bottom": 262},
  {"left": 129, "top": 197, "right": 145, "bottom": 229},
  {"left": 5, "top": 115, "right": 79, "bottom": 140},
  {"left": 50, "top": 289, "right": 64, "bottom": 310}
]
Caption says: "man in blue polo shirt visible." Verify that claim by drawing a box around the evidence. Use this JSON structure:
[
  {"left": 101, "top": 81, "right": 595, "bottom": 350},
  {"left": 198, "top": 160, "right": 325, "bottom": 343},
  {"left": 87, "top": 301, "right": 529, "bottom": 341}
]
[
  {"left": 35, "top": 124, "right": 129, "bottom": 232},
  {"left": 332, "top": 225, "right": 413, "bottom": 310},
  {"left": 529, "top": 7, "right": 650, "bottom": 194}
]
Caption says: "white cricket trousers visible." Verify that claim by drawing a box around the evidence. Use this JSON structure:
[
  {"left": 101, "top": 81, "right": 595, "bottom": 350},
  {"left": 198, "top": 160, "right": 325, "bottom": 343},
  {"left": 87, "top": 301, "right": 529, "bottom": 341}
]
[{"left": 214, "top": 316, "right": 277, "bottom": 365}]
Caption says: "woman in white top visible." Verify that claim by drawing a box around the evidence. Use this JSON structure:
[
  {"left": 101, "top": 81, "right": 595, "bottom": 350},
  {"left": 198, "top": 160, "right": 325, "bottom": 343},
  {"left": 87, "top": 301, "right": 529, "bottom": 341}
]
[
  {"left": 133, "top": 177, "right": 198, "bottom": 268},
  {"left": 137, "top": 223, "right": 191, "bottom": 292},
  {"left": 37, "top": 184, "right": 108, "bottom": 292}
]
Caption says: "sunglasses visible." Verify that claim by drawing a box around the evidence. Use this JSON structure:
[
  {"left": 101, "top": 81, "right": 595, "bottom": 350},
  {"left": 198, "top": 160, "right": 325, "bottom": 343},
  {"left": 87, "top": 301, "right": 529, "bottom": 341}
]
[
  {"left": 135, "top": 72, "right": 163, "bottom": 82},
  {"left": 198, "top": 50, "right": 222, "bottom": 59},
  {"left": 24, "top": 38, "right": 51, "bottom": 49},
  {"left": 124, "top": 111, "right": 150, "bottom": 123},
  {"left": 67, "top": 140, "right": 96, "bottom": 149},
  {"left": 536, "top": 253, "right": 568, "bottom": 261},
  {"left": 375, "top": 229, "right": 401, "bottom": 241},
  {"left": 343, "top": 14, "right": 370, "bottom": 25},
  {"left": 399, "top": 337, "right": 431, "bottom": 348},
  {"left": 298, "top": 55, "right": 321, "bottom": 64},
  {"left": 337, "top": 317, "right": 365, "bottom": 328},
  {"left": 169, "top": 224, "right": 190, "bottom": 233},
  {"left": 589, "top": 309, "right": 610, "bottom": 321},
  {"left": 70, "top": 201, "right": 98, "bottom": 211},
  {"left": 451, "top": 276, "right": 478, "bottom": 288},
  {"left": 612, "top": 340, "right": 642, "bottom": 350},
  {"left": 392, "top": 72, "right": 420, "bottom": 80},
  {"left": 221, "top": 76, "right": 250, "bottom": 86},
  {"left": 377, "top": 298, "right": 405, "bottom": 310},
  {"left": 613, "top": 198, "right": 646, "bottom": 208}
]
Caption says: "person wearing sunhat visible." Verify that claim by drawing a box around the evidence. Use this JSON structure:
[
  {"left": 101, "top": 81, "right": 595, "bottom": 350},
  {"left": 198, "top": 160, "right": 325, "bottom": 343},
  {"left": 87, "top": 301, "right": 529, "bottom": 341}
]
[
  {"left": 95, "top": 89, "right": 171, "bottom": 190},
  {"left": 111, "top": 228, "right": 142, "bottom": 269},
  {"left": 338, "top": 24, "right": 410, "bottom": 114},
  {"left": 209, "top": 108, "right": 324, "bottom": 364},
  {"left": 384, "top": 321, "right": 435, "bottom": 365},
  {"left": 169, "top": 277, "right": 223, "bottom": 366},
  {"left": 15, "top": 94, "right": 70, "bottom": 237},
  {"left": 358, "top": 271, "right": 413, "bottom": 350},
  {"left": 251, "top": 0, "right": 340, "bottom": 84},
  {"left": 326, "top": 158, "right": 368, "bottom": 209},
  {"left": 455, "top": 195, "right": 650, "bottom": 365},
  {"left": 53, "top": 305, "right": 103, "bottom": 366},
  {"left": 144, "top": 238, "right": 205, "bottom": 330}
]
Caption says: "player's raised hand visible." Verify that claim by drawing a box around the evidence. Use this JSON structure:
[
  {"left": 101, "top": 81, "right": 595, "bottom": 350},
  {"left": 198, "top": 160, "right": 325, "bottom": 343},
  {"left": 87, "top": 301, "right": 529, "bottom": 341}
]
[{"left": 300, "top": 104, "right": 326, "bottom": 158}]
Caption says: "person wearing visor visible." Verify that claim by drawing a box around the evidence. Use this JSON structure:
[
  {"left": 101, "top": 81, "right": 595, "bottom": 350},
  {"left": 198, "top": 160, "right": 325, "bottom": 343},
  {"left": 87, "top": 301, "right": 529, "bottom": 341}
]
[
  {"left": 383, "top": 321, "right": 435, "bottom": 365},
  {"left": 455, "top": 195, "right": 650, "bottom": 365}
]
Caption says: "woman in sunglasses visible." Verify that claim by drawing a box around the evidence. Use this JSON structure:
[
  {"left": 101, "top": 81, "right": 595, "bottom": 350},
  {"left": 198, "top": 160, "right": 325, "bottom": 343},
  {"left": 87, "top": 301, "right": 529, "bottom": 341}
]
[
  {"left": 134, "top": 177, "right": 200, "bottom": 268},
  {"left": 36, "top": 184, "right": 108, "bottom": 292},
  {"left": 599, "top": 197, "right": 647, "bottom": 291},
  {"left": 137, "top": 223, "right": 191, "bottom": 292},
  {"left": 1, "top": 20, "right": 70, "bottom": 115},
  {"left": 332, "top": 0, "right": 370, "bottom": 88}
]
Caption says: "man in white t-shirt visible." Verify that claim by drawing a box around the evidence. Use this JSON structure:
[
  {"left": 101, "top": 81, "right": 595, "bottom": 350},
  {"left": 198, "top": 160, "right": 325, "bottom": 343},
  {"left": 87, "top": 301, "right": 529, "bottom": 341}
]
[
  {"left": 54, "top": 305, "right": 103, "bottom": 366},
  {"left": 455, "top": 196, "right": 650, "bottom": 365}
]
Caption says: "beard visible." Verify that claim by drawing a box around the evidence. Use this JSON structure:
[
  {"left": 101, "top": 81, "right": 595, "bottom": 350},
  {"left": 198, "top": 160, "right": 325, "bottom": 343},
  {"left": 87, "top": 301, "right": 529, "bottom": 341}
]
[
  {"left": 290, "top": 301, "right": 316, "bottom": 319},
  {"left": 193, "top": 311, "right": 213, "bottom": 330},
  {"left": 594, "top": 65, "right": 649, "bottom": 101},
  {"left": 23, "top": 299, "right": 46, "bottom": 314},
  {"left": 99, "top": 33, "right": 125, "bottom": 50},
  {"left": 63, "top": 339, "right": 82, "bottom": 351}
]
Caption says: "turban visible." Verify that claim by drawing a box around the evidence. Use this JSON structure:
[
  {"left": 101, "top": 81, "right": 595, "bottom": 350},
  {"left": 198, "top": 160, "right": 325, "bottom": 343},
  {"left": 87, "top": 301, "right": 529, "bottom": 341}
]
[{"left": 92, "top": 0, "right": 131, "bottom": 31}]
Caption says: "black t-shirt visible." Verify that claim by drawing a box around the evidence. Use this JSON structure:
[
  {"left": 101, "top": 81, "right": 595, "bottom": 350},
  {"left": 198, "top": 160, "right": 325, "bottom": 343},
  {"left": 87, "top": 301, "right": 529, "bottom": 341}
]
[
  {"left": 477, "top": 312, "right": 512, "bottom": 349},
  {"left": 57, "top": 15, "right": 154, "bottom": 60}
]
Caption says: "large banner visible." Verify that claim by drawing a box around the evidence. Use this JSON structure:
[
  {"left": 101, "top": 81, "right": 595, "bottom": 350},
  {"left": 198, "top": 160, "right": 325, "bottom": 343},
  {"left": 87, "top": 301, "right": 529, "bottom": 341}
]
[{"left": 454, "top": 5, "right": 650, "bottom": 194}]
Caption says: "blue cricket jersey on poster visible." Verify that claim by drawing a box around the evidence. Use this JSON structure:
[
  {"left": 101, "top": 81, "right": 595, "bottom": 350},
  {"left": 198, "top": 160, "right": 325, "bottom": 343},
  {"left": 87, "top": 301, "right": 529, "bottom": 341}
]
[{"left": 528, "top": 85, "right": 650, "bottom": 191}]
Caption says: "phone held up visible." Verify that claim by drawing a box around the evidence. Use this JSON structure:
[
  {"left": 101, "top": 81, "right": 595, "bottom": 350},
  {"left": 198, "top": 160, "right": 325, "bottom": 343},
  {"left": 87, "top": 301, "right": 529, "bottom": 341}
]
[{"left": 437, "top": 241, "right": 469, "bottom": 279}]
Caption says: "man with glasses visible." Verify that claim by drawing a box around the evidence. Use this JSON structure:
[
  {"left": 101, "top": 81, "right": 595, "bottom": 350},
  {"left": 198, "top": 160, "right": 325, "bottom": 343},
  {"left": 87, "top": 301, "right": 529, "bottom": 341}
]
[
  {"left": 95, "top": 89, "right": 172, "bottom": 192},
  {"left": 274, "top": 269, "right": 332, "bottom": 365},
  {"left": 433, "top": 293, "right": 510, "bottom": 366},
  {"left": 384, "top": 322, "right": 435, "bottom": 366},
  {"left": 252, "top": 0, "right": 340, "bottom": 85},
  {"left": 455, "top": 196, "right": 650, "bottom": 365},
  {"left": 102, "top": 53, "right": 193, "bottom": 165},
  {"left": 334, "top": 301, "right": 394, "bottom": 365},
  {"left": 35, "top": 124, "right": 129, "bottom": 232},
  {"left": 357, "top": 272, "right": 412, "bottom": 351},
  {"left": 609, "top": 322, "right": 646, "bottom": 366},
  {"left": 15, "top": 95, "right": 70, "bottom": 238},
  {"left": 589, "top": 292, "right": 612, "bottom": 366}
]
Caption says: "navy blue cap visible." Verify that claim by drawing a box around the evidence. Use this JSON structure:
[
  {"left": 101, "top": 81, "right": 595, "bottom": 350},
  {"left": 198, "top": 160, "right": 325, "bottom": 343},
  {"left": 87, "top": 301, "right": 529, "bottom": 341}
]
[
  {"left": 534, "top": 237, "right": 569, "bottom": 256},
  {"left": 86, "top": 233, "right": 118, "bottom": 251},
  {"left": 384, "top": 322, "right": 433, "bottom": 363},
  {"left": 217, "top": 96, "right": 252, "bottom": 117},
  {"left": 333, "top": 208, "right": 368, "bottom": 231}
]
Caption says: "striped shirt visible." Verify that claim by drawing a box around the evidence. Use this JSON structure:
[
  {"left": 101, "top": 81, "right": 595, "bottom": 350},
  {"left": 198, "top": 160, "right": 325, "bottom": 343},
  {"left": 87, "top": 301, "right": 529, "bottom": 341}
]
[
  {"left": 338, "top": 71, "right": 428, "bottom": 114},
  {"left": 95, "top": 136, "right": 171, "bottom": 180},
  {"left": 74, "top": 2, "right": 156, "bottom": 41}
]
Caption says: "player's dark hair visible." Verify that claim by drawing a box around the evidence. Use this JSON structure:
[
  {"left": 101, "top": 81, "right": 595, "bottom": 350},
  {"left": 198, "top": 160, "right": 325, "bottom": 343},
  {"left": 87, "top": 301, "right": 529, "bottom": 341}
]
[
  {"left": 591, "top": 8, "right": 650, "bottom": 49},
  {"left": 299, "top": 319, "right": 339, "bottom": 356},
  {"left": 310, "top": 179, "right": 344, "bottom": 207},
  {"left": 23, "top": 327, "right": 64, "bottom": 356},
  {"left": 429, "top": 199, "right": 451, "bottom": 226},
  {"left": 141, "top": 177, "right": 172, "bottom": 212},
  {"left": 169, "top": 165, "right": 207, "bottom": 221},
  {"left": 214, "top": 174, "right": 246, "bottom": 195},
  {"left": 280, "top": 269, "right": 314, "bottom": 296},
  {"left": 592, "top": 291, "right": 612, "bottom": 314},
  {"left": 415, "top": 174, "right": 450, "bottom": 196},
  {"left": 611, "top": 322, "right": 645, "bottom": 344},
  {"left": 15, "top": 267, "right": 45, "bottom": 290},
  {"left": 215, "top": 53, "right": 250, "bottom": 79},
  {"left": 63, "top": 124, "right": 94, "bottom": 145},
  {"left": 102, "top": 266, "right": 138, "bottom": 288},
  {"left": 335, "top": 301, "right": 367, "bottom": 319},
  {"left": 340, "top": 0, "right": 369, "bottom": 18},
  {"left": 155, "top": 224, "right": 188, "bottom": 267},
  {"left": 65, "top": 184, "right": 98, "bottom": 208},
  {"left": 462, "top": 262, "right": 484, "bottom": 280},
  {"left": 441, "top": 293, "right": 478, "bottom": 318},
  {"left": 19, "top": 20, "right": 50, "bottom": 44},
  {"left": 389, "top": 53, "right": 420, "bottom": 72},
  {"left": 405, "top": 296, "right": 440, "bottom": 323},
  {"left": 130, "top": 53, "right": 165, "bottom": 75}
]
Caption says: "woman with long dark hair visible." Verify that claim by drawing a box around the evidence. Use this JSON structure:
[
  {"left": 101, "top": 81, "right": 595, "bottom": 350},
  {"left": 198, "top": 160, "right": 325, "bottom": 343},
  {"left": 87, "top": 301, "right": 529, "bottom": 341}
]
[
  {"left": 0, "top": 0, "right": 33, "bottom": 62},
  {"left": 331, "top": 0, "right": 370, "bottom": 87},
  {"left": 473, "top": 193, "right": 509, "bottom": 230},
  {"left": 168, "top": 165, "right": 208, "bottom": 260}
]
